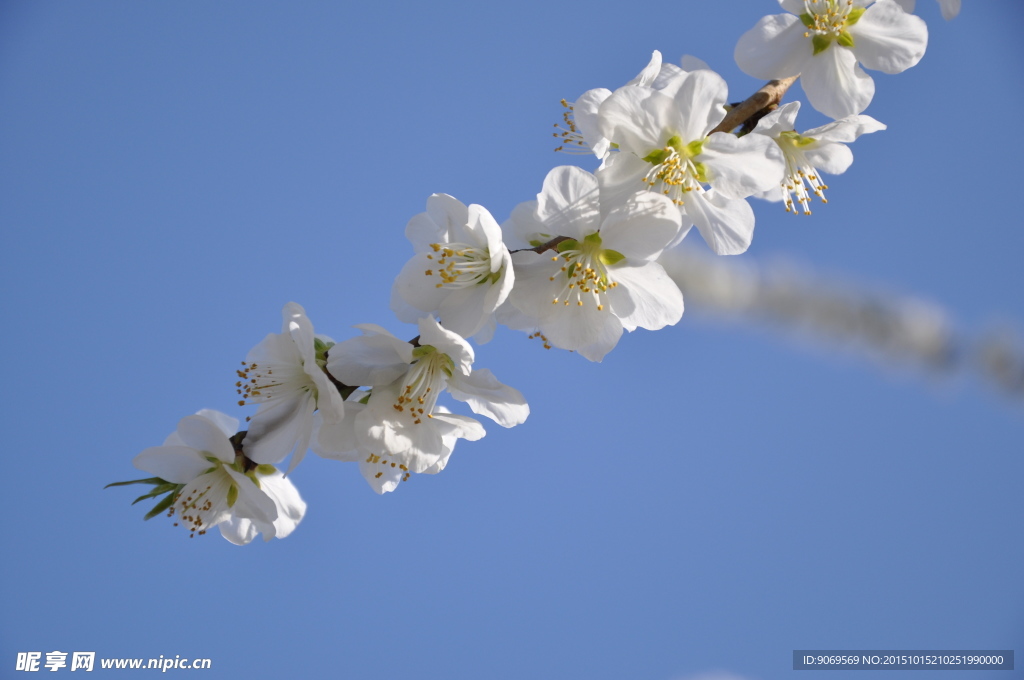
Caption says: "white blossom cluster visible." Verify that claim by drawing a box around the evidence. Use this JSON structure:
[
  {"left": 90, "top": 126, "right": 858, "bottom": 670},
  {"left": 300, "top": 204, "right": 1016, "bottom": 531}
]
[{"left": 111, "top": 0, "right": 951, "bottom": 544}]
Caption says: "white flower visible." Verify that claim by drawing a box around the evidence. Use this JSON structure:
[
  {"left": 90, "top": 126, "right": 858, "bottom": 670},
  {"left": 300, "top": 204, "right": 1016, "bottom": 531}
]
[
  {"left": 595, "top": 69, "right": 785, "bottom": 255},
  {"left": 750, "top": 101, "right": 886, "bottom": 214},
  {"left": 504, "top": 166, "right": 685, "bottom": 362},
  {"left": 893, "top": 0, "right": 960, "bottom": 20},
  {"left": 313, "top": 394, "right": 483, "bottom": 494},
  {"left": 238, "top": 302, "right": 345, "bottom": 472},
  {"left": 735, "top": 0, "right": 928, "bottom": 119},
  {"left": 133, "top": 410, "right": 306, "bottom": 544},
  {"left": 391, "top": 194, "right": 513, "bottom": 344},
  {"left": 556, "top": 51, "right": 710, "bottom": 162},
  {"left": 320, "top": 317, "right": 528, "bottom": 487}
]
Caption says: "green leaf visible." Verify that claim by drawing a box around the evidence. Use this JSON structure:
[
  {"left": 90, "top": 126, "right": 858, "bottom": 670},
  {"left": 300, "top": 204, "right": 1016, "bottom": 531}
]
[
  {"left": 837, "top": 30, "right": 855, "bottom": 48},
  {"left": 143, "top": 493, "right": 177, "bottom": 521},
  {"left": 599, "top": 249, "right": 626, "bottom": 266},
  {"left": 812, "top": 34, "right": 833, "bottom": 55},
  {"left": 130, "top": 483, "right": 179, "bottom": 505},
  {"left": 105, "top": 476, "right": 166, "bottom": 489}
]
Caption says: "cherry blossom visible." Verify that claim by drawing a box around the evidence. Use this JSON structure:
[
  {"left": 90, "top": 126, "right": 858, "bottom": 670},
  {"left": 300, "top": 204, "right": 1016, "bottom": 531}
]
[
  {"left": 391, "top": 194, "right": 513, "bottom": 343},
  {"left": 133, "top": 410, "right": 306, "bottom": 544},
  {"left": 735, "top": 0, "right": 928, "bottom": 119},
  {"left": 750, "top": 101, "right": 885, "bottom": 214}
]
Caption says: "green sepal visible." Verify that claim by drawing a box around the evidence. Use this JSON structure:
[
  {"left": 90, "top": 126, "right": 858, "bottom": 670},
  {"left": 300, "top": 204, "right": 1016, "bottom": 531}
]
[
  {"left": 412, "top": 345, "right": 436, "bottom": 359},
  {"left": 799, "top": 12, "right": 816, "bottom": 28},
  {"left": 846, "top": 7, "right": 866, "bottom": 25},
  {"left": 131, "top": 483, "right": 179, "bottom": 505},
  {"left": 566, "top": 262, "right": 577, "bottom": 279},
  {"left": 684, "top": 139, "right": 704, "bottom": 158},
  {"left": 245, "top": 471, "right": 262, "bottom": 489},
  {"left": 693, "top": 162, "right": 709, "bottom": 184},
  {"left": 837, "top": 30, "right": 855, "bottom": 48},
  {"left": 556, "top": 239, "right": 579, "bottom": 253},
  {"left": 105, "top": 476, "right": 167, "bottom": 489},
  {"left": 255, "top": 464, "right": 277, "bottom": 475},
  {"left": 583, "top": 232, "right": 603, "bottom": 248},
  {"left": 599, "top": 249, "right": 626, "bottom": 266},
  {"left": 528, "top": 239, "right": 543, "bottom": 247},
  {"left": 143, "top": 492, "right": 178, "bottom": 521},
  {"left": 226, "top": 483, "right": 238, "bottom": 508},
  {"left": 313, "top": 337, "right": 334, "bottom": 354},
  {"left": 609, "top": 142, "right": 619, "bottom": 150},
  {"left": 642, "top": 148, "right": 669, "bottom": 165},
  {"left": 812, "top": 34, "right": 833, "bottom": 55},
  {"left": 358, "top": 391, "right": 372, "bottom": 405}
]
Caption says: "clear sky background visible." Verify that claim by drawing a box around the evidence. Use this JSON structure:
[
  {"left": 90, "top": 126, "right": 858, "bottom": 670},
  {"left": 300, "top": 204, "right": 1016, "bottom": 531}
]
[{"left": 2, "top": 1, "right": 1022, "bottom": 678}]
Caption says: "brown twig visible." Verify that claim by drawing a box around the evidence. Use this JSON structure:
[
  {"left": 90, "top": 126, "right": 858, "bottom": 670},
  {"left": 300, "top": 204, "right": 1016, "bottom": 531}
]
[{"left": 709, "top": 75, "right": 799, "bottom": 136}]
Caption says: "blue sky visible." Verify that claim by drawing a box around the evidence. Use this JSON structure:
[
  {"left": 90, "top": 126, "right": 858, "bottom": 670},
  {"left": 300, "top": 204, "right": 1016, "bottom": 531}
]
[{"left": 2, "top": 1, "right": 1022, "bottom": 678}]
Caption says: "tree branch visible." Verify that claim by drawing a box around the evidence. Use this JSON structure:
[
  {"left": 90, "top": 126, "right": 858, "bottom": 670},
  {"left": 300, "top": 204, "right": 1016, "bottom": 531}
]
[{"left": 710, "top": 75, "right": 799, "bottom": 136}]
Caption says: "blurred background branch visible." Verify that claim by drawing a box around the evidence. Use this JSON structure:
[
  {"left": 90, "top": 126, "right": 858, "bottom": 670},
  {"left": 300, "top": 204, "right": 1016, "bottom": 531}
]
[{"left": 660, "top": 247, "right": 1024, "bottom": 404}]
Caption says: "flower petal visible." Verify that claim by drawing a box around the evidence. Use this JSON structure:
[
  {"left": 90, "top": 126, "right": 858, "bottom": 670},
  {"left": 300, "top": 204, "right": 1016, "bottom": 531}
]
[
  {"left": 607, "top": 263, "right": 684, "bottom": 332},
  {"left": 686, "top": 190, "right": 757, "bottom": 256},
  {"left": 447, "top": 368, "right": 529, "bottom": 428},
  {"left": 734, "top": 12, "right": 808, "bottom": 80},
  {"left": 176, "top": 414, "right": 236, "bottom": 463},
  {"left": 800, "top": 45, "right": 875, "bottom": 119},
  {"left": 851, "top": 0, "right": 928, "bottom": 74},
  {"left": 133, "top": 445, "right": 211, "bottom": 484}
]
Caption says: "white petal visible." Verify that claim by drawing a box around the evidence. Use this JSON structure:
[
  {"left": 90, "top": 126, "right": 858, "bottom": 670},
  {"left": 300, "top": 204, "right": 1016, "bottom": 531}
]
[
  {"left": 359, "top": 458, "right": 404, "bottom": 494},
  {"left": 541, "top": 302, "right": 623, "bottom": 363},
  {"left": 800, "top": 45, "right": 876, "bottom": 119},
  {"left": 802, "top": 114, "right": 886, "bottom": 143},
  {"left": 133, "top": 446, "right": 211, "bottom": 484},
  {"left": 627, "top": 50, "right": 663, "bottom": 87},
  {"left": 391, "top": 252, "right": 451, "bottom": 320},
  {"left": 218, "top": 516, "right": 259, "bottom": 545},
  {"left": 311, "top": 403, "right": 365, "bottom": 461},
  {"left": 803, "top": 142, "right": 855, "bottom": 175},
  {"left": 939, "top": 0, "right": 960, "bottom": 21},
  {"left": 503, "top": 200, "right": 549, "bottom": 249},
  {"left": 327, "top": 331, "right": 413, "bottom": 387},
  {"left": 734, "top": 13, "right": 809, "bottom": 80},
  {"left": 535, "top": 165, "right": 601, "bottom": 239},
  {"left": 670, "top": 69, "right": 729, "bottom": 141},
  {"left": 258, "top": 470, "right": 306, "bottom": 539},
  {"left": 193, "top": 409, "right": 239, "bottom": 439},
  {"left": 598, "top": 87, "right": 684, "bottom": 158},
  {"left": 598, "top": 192, "right": 682, "bottom": 262},
  {"left": 607, "top": 263, "right": 684, "bottom": 332},
  {"left": 176, "top": 414, "right": 236, "bottom": 463},
  {"left": 686, "top": 190, "right": 757, "bottom": 256},
  {"left": 752, "top": 101, "right": 802, "bottom": 138},
  {"left": 244, "top": 393, "right": 315, "bottom": 466},
  {"left": 571, "top": 88, "right": 613, "bottom": 159},
  {"left": 851, "top": 0, "right": 928, "bottom": 74},
  {"left": 225, "top": 467, "right": 278, "bottom": 529},
  {"left": 447, "top": 368, "right": 529, "bottom": 428},
  {"left": 418, "top": 316, "right": 474, "bottom": 375},
  {"left": 701, "top": 132, "right": 786, "bottom": 199}
]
